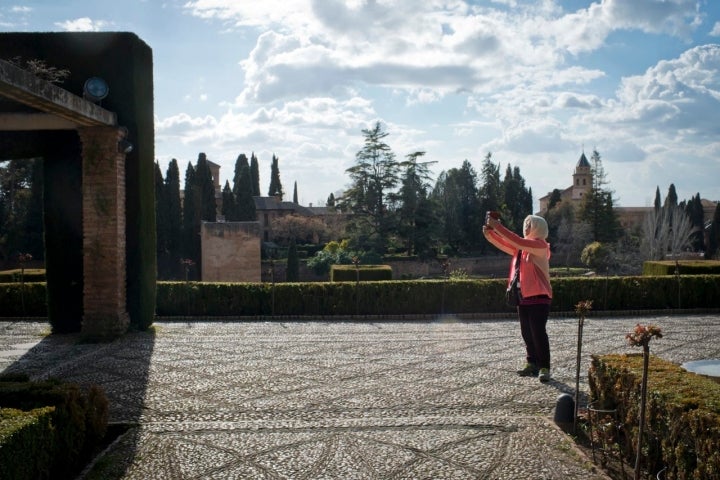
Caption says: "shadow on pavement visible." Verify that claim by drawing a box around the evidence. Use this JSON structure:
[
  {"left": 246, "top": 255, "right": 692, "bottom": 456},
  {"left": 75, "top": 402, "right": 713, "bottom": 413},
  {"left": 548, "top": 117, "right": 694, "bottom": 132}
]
[{"left": 1, "top": 323, "right": 155, "bottom": 479}]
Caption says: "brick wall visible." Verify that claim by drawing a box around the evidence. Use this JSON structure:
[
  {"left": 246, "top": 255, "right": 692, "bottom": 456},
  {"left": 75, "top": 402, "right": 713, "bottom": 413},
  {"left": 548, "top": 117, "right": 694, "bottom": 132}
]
[{"left": 78, "top": 127, "right": 130, "bottom": 339}]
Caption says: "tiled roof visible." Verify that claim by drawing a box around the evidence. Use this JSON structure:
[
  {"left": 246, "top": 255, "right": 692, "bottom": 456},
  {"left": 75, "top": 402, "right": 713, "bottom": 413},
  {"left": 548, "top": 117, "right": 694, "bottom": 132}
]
[
  {"left": 577, "top": 152, "right": 590, "bottom": 168},
  {"left": 253, "top": 196, "right": 318, "bottom": 216}
]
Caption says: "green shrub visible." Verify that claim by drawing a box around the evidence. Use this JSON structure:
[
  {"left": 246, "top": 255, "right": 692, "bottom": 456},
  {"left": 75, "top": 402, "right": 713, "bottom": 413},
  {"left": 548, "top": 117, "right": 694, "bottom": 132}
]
[
  {"left": 0, "top": 379, "right": 109, "bottom": 478},
  {"left": 330, "top": 265, "right": 393, "bottom": 282},
  {"left": 0, "top": 282, "right": 48, "bottom": 316},
  {"left": 0, "top": 407, "right": 55, "bottom": 480},
  {"left": 589, "top": 354, "right": 720, "bottom": 479},
  {"left": 0, "top": 269, "right": 46, "bottom": 283},
  {"left": 643, "top": 260, "right": 720, "bottom": 275}
]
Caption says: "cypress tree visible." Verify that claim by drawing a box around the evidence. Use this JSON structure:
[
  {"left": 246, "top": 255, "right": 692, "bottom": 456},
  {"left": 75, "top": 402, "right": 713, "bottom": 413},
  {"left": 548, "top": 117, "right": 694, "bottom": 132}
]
[
  {"left": 286, "top": 239, "right": 299, "bottom": 282},
  {"left": 154, "top": 161, "right": 169, "bottom": 278},
  {"left": 236, "top": 164, "right": 257, "bottom": 221},
  {"left": 182, "top": 162, "right": 199, "bottom": 270},
  {"left": 165, "top": 159, "right": 183, "bottom": 278},
  {"left": 268, "top": 154, "right": 283, "bottom": 199},
  {"left": 664, "top": 184, "right": 678, "bottom": 209},
  {"left": 195, "top": 153, "right": 217, "bottom": 222},
  {"left": 686, "top": 193, "right": 705, "bottom": 252},
  {"left": 221, "top": 181, "right": 235, "bottom": 220},
  {"left": 250, "top": 153, "right": 260, "bottom": 197},
  {"left": 24, "top": 158, "right": 44, "bottom": 260},
  {"left": 708, "top": 202, "right": 720, "bottom": 259}
]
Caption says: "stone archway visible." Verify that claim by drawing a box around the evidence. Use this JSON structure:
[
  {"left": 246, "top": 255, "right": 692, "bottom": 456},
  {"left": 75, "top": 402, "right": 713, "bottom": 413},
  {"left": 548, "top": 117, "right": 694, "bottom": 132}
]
[{"left": 0, "top": 32, "right": 155, "bottom": 339}]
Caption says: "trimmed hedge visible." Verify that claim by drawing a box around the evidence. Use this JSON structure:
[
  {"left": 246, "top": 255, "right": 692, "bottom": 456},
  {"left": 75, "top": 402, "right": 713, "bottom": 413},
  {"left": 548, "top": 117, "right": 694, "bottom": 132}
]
[
  {"left": 589, "top": 354, "right": 720, "bottom": 479},
  {"left": 0, "top": 377, "right": 109, "bottom": 479},
  {"left": 330, "top": 265, "right": 393, "bottom": 282},
  {"left": 0, "top": 269, "right": 46, "bottom": 283},
  {"left": 643, "top": 260, "right": 720, "bottom": 276},
  {"left": 0, "top": 282, "right": 50, "bottom": 316},
  {"left": 154, "top": 275, "right": 720, "bottom": 316},
  {"left": 2, "top": 275, "right": 720, "bottom": 318},
  {"left": 0, "top": 407, "right": 55, "bottom": 480}
]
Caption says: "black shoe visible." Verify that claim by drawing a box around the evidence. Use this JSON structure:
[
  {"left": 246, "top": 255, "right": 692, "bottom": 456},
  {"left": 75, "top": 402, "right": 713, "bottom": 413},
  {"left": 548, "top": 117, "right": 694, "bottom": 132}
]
[{"left": 517, "top": 363, "right": 539, "bottom": 377}]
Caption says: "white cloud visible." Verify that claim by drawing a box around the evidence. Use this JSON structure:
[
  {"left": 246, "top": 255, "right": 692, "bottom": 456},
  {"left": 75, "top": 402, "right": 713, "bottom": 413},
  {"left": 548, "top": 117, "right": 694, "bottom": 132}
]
[
  {"left": 601, "top": 45, "right": 720, "bottom": 138},
  {"left": 168, "top": 1, "right": 718, "bottom": 205},
  {"left": 55, "top": 17, "right": 110, "bottom": 32},
  {"left": 193, "top": 0, "right": 700, "bottom": 109},
  {"left": 711, "top": 22, "right": 720, "bottom": 36}
]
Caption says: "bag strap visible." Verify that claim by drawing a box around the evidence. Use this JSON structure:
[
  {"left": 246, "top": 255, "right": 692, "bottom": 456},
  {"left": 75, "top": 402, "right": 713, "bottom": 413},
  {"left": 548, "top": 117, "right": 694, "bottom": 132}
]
[
  {"left": 515, "top": 250, "right": 522, "bottom": 279},
  {"left": 512, "top": 250, "right": 522, "bottom": 279}
]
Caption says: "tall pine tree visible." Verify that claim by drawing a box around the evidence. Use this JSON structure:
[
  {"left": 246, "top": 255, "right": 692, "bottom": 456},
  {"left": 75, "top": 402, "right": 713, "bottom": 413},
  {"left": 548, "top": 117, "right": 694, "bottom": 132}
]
[
  {"left": 341, "top": 122, "right": 400, "bottom": 252},
  {"left": 478, "top": 153, "right": 502, "bottom": 223},
  {"left": 398, "top": 151, "right": 437, "bottom": 256},
  {"left": 502, "top": 164, "right": 533, "bottom": 233},
  {"left": 431, "top": 161, "right": 479, "bottom": 253},
  {"left": 579, "top": 149, "right": 621, "bottom": 243}
]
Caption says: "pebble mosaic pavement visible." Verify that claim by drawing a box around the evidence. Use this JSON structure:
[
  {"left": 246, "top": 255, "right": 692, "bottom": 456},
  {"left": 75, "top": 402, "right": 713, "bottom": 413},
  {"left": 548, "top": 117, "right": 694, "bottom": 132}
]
[{"left": 1, "top": 314, "right": 719, "bottom": 479}]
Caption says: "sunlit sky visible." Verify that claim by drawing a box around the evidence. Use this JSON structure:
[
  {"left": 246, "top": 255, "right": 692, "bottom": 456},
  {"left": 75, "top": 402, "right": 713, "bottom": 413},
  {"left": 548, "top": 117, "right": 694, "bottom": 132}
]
[{"left": 2, "top": 0, "right": 720, "bottom": 209}]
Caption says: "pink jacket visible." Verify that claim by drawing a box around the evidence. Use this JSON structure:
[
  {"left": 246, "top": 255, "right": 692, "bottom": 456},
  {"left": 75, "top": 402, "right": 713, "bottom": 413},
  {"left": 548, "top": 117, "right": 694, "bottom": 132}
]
[{"left": 484, "top": 222, "right": 552, "bottom": 299}]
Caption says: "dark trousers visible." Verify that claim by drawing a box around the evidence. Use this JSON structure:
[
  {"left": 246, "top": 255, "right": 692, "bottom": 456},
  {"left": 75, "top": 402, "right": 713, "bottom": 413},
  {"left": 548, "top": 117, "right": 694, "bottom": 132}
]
[{"left": 518, "top": 303, "right": 551, "bottom": 369}]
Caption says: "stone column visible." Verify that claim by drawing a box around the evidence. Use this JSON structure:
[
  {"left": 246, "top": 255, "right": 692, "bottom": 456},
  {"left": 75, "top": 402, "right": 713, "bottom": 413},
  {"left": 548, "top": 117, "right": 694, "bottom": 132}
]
[{"left": 77, "top": 126, "right": 130, "bottom": 339}]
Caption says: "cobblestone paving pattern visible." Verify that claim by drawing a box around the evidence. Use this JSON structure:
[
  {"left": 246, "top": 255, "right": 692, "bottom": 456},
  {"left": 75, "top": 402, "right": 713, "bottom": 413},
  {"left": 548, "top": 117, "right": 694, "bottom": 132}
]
[{"left": 1, "top": 314, "right": 719, "bottom": 479}]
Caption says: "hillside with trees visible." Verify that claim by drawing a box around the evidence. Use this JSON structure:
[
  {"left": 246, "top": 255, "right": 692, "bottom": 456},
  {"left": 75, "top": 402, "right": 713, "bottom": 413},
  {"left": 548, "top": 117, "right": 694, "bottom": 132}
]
[{"left": 2, "top": 123, "right": 720, "bottom": 278}]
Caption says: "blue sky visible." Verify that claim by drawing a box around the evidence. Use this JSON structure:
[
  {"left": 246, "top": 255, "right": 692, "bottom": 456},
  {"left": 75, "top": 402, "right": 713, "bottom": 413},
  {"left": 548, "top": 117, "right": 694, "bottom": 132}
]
[{"left": 2, "top": 0, "right": 720, "bottom": 210}]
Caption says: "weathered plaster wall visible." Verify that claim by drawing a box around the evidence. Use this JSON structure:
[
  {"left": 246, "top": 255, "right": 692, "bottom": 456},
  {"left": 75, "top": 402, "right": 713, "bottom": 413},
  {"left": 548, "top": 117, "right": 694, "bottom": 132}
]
[{"left": 201, "top": 222, "right": 261, "bottom": 282}]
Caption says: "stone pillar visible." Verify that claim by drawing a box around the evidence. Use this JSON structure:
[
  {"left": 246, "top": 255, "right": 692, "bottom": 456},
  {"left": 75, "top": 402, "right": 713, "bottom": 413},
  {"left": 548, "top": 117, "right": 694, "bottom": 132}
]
[{"left": 78, "top": 127, "right": 130, "bottom": 339}]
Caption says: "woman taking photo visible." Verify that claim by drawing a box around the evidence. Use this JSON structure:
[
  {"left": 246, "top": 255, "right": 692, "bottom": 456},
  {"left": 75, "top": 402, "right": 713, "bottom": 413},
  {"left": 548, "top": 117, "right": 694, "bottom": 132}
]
[{"left": 483, "top": 214, "right": 553, "bottom": 382}]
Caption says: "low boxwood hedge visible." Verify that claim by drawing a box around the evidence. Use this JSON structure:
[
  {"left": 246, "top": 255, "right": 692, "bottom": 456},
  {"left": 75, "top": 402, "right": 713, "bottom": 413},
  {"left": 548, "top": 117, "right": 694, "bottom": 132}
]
[
  {"left": 643, "top": 260, "right": 720, "bottom": 276},
  {"left": 0, "top": 269, "right": 46, "bottom": 283},
  {"left": 330, "top": 264, "right": 393, "bottom": 282},
  {"left": 589, "top": 354, "right": 720, "bottom": 479},
  {"left": 0, "top": 376, "right": 109, "bottom": 479},
  {"left": 0, "top": 406, "right": 55, "bottom": 480}
]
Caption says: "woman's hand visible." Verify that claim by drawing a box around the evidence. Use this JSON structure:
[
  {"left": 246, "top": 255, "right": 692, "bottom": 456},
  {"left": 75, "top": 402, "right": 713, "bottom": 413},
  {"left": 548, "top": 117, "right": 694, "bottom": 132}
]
[{"left": 486, "top": 217, "right": 501, "bottom": 229}]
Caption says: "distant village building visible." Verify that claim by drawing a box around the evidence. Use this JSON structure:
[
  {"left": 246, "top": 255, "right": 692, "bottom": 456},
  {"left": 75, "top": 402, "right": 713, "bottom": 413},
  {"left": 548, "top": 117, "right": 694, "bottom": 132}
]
[
  {"left": 185, "top": 160, "right": 338, "bottom": 245},
  {"left": 538, "top": 152, "right": 717, "bottom": 233},
  {"left": 538, "top": 152, "right": 592, "bottom": 212}
]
